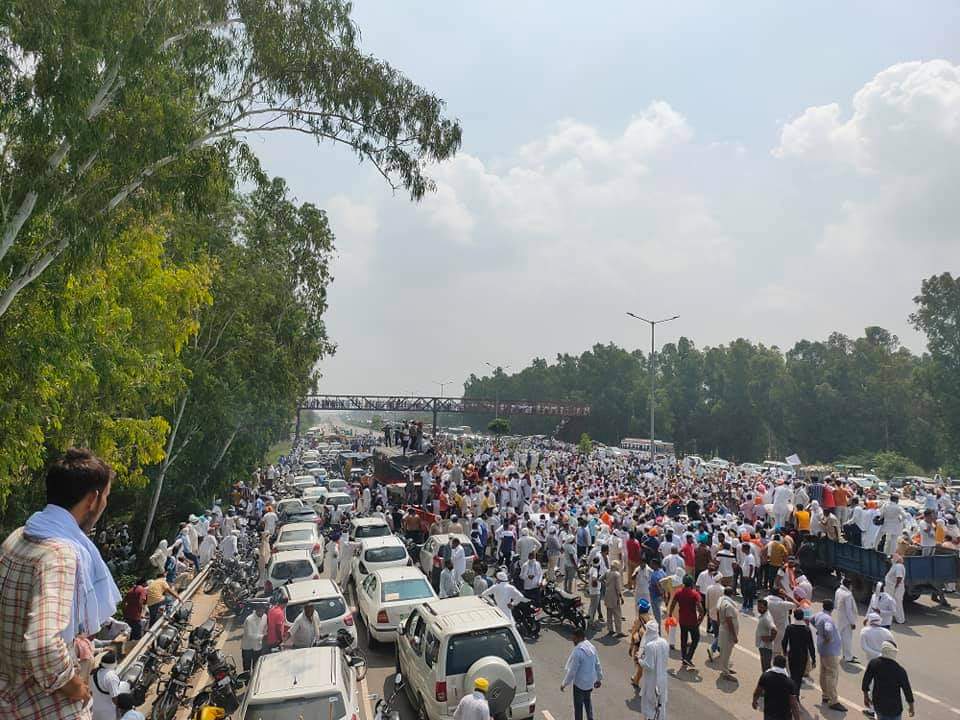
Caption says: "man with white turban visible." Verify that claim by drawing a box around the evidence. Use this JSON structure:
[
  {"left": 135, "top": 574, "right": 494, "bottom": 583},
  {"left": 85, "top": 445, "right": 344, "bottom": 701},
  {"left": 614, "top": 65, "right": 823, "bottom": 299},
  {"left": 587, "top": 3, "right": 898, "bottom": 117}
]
[
  {"left": 860, "top": 613, "right": 894, "bottom": 661},
  {"left": 884, "top": 554, "right": 906, "bottom": 624},
  {"left": 198, "top": 532, "right": 218, "bottom": 566},
  {"left": 481, "top": 570, "right": 527, "bottom": 625},
  {"left": 639, "top": 620, "right": 670, "bottom": 720},
  {"left": 150, "top": 539, "right": 170, "bottom": 572},
  {"left": 868, "top": 582, "right": 897, "bottom": 628}
]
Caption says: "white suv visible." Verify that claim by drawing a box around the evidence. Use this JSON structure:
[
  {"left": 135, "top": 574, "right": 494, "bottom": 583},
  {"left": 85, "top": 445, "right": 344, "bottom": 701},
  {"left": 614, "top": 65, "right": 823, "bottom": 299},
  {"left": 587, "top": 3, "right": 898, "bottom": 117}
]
[
  {"left": 238, "top": 646, "right": 360, "bottom": 720},
  {"left": 397, "top": 597, "right": 536, "bottom": 720}
]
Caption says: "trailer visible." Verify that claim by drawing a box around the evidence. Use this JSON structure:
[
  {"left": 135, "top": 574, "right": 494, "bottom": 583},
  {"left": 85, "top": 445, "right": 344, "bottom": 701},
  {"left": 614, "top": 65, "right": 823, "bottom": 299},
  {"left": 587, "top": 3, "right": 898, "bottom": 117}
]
[{"left": 798, "top": 536, "right": 959, "bottom": 603}]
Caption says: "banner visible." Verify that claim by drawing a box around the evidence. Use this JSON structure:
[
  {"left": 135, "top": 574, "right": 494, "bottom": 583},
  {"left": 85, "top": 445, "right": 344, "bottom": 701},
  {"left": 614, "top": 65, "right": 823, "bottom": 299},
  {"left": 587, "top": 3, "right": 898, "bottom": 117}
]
[{"left": 785, "top": 453, "right": 802, "bottom": 466}]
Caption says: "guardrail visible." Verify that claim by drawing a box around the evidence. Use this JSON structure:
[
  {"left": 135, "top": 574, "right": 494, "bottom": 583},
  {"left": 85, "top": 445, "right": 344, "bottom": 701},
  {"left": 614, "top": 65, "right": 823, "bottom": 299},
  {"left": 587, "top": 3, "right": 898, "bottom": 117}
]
[{"left": 117, "top": 564, "right": 212, "bottom": 675}]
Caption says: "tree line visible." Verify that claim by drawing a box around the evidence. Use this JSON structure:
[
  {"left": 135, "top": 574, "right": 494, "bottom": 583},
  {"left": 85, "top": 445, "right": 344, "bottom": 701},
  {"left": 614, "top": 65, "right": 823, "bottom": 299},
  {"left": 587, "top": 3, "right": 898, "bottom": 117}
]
[
  {"left": 0, "top": 1, "right": 461, "bottom": 540},
  {"left": 463, "top": 274, "right": 960, "bottom": 477}
]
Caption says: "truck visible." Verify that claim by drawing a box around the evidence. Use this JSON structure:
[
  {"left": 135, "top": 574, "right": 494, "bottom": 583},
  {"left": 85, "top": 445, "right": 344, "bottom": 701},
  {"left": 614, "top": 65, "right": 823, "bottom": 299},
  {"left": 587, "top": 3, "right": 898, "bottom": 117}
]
[{"left": 798, "top": 536, "right": 958, "bottom": 604}]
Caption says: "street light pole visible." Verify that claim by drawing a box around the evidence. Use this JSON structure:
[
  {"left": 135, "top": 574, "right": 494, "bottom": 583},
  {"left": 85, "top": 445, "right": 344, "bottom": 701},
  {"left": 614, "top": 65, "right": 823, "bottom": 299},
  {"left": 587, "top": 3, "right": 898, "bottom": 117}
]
[
  {"left": 431, "top": 380, "right": 453, "bottom": 437},
  {"left": 626, "top": 312, "right": 679, "bottom": 460}
]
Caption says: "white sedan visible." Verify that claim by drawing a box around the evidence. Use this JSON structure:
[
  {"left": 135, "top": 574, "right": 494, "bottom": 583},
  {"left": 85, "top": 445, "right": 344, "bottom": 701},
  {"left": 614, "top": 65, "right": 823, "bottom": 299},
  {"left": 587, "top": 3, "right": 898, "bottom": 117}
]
[
  {"left": 273, "top": 521, "right": 325, "bottom": 570},
  {"left": 356, "top": 566, "right": 437, "bottom": 643},
  {"left": 350, "top": 535, "right": 411, "bottom": 587}
]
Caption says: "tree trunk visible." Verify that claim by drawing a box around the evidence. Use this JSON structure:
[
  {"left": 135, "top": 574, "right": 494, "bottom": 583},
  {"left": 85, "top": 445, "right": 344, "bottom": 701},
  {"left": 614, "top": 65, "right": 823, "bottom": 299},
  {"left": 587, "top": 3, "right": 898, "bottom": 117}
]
[
  {"left": 139, "top": 392, "right": 189, "bottom": 551},
  {"left": 196, "top": 421, "right": 241, "bottom": 491}
]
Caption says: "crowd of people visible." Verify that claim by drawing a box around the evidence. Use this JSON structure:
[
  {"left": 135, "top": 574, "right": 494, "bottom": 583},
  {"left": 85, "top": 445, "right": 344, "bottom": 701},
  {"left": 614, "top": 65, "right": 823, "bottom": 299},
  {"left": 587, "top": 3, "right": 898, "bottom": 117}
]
[{"left": 376, "top": 434, "right": 947, "bottom": 720}]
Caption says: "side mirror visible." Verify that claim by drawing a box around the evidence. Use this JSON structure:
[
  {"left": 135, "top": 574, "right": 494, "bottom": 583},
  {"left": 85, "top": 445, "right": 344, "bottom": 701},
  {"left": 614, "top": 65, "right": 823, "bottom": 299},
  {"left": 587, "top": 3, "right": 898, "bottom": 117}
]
[
  {"left": 236, "top": 671, "right": 251, "bottom": 683},
  {"left": 394, "top": 672, "right": 403, "bottom": 688},
  {"left": 359, "top": 563, "right": 368, "bottom": 575}
]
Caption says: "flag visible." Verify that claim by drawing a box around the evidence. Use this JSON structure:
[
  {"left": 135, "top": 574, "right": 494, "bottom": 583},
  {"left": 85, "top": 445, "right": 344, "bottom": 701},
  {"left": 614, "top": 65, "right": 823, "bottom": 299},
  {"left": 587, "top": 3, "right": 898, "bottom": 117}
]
[{"left": 785, "top": 453, "right": 802, "bottom": 466}]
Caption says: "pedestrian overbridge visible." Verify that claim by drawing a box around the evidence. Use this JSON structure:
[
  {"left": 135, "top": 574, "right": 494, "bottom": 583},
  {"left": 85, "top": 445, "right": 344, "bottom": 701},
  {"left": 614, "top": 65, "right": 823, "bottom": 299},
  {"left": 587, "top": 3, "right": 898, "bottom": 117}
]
[{"left": 295, "top": 394, "right": 590, "bottom": 438}]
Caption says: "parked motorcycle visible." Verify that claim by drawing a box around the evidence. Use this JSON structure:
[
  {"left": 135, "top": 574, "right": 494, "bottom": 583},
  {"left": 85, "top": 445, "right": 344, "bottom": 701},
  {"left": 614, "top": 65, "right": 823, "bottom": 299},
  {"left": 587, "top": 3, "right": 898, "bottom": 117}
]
[
  {"left": 201, "top": 649, "right": 245, "bottom": 713},
  {"left": 121, "top": 647, "right": 163, "bottom": 705},
  {"left": 511, "top": 600, "right": 541, "bottom": 640},
  {"left": 540, "top": 581, "right": 586, "bottom": 632},
  {"left": 154, "top": 601, "right": 193, "bottom": 656},
  {"left": 151, "top": 648, "right": 197, "bottom": 720}
]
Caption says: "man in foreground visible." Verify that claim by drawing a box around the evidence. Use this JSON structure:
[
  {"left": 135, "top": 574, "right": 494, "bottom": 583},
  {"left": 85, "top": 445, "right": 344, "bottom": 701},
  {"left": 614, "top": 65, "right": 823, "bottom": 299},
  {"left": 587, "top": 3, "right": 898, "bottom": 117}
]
[
  {"left": 561, "top": 628, "right": 602, "bottom": 720},
  {"left": 753, "top": 654, "right": 801, "bottom": 720},
  {"left": 0, "top": 448, "right": 121, "bottom": 720}
]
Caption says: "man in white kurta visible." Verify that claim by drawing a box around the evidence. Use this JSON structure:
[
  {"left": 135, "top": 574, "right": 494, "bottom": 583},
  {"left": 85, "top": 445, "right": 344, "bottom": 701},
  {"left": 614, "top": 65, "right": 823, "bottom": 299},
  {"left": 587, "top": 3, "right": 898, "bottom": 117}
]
[
  {"left": 639, "top": 620, "right": 669, "bottom": 720},
  {"left": 833, "top": 577, "right": 859, "bottom": 662},
  {"left": 883, "top": 555, "right": 906, "bottom": 624},
  {"left": 481, "top": 571, "right": 526, "bottom": 625}
]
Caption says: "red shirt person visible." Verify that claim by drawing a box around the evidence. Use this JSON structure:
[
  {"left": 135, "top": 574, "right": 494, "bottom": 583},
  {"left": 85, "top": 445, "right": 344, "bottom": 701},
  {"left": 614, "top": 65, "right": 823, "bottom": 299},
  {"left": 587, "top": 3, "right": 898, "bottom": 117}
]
[
  {"left": 122, "top": 579, "right": 149, "bottom": 640},
  {"left": 265, "top": 598, "right": 290, "bottom": 649},
  {"left": 668, "top": 576, "right": 705, "bottom": 666}
]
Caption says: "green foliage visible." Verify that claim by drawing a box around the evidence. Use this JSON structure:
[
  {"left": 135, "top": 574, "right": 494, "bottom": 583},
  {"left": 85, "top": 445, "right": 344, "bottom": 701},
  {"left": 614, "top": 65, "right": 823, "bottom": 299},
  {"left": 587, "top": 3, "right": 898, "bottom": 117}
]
[
  {"left": 487, "top": 418, "right": 511, "bottom": 436},
  {"left": 0, "top": 0, "right": 462, "bottom": 318},
  {"left": 578, "top": 433, "right": 593, "bottom": 455},
  {"left": 371, "top": 415, "right": 384, "bottom": 431},
  {"left": 0, "top": 217, "right": 212, "bottom": 523},
  {"left": 837, "top": 451, "right": 924, "bottom": 479},
  {"left": 464, "top": 303, "right": 955, "bottom": 472}
]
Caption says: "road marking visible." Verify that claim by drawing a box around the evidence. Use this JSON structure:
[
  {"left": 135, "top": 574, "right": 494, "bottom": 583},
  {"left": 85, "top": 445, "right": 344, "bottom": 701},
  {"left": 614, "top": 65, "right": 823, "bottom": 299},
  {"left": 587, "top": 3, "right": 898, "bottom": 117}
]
[
  {"left": 733, "top": 611, "right": 960, "bottom": 715},
  {"left": 542, "top": 711, "right": 557, "bottom": 720},
  {"left": 359, "top": 670, "right": 374, "bottom": 720}
]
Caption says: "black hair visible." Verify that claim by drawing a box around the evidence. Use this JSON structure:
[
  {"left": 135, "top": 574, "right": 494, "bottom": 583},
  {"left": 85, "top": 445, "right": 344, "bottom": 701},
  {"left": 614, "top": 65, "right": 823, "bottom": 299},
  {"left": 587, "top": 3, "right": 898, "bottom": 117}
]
[
  {"left": 46, "top": 448, "right": 114, "bottom": 510},
  {"left": 822, "top": 599, "right": 834, "bottom": 612},
  {"left": 772, "top": 654, "right": 787, "bottom": 668}
]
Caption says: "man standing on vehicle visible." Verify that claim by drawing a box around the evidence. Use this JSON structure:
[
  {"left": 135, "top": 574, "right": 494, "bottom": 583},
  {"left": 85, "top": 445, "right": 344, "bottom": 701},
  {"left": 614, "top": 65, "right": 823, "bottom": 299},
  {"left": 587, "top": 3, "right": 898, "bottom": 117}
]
[
  {"left": 561, "top": 628, "right": 602, "bottom": 720},
  {"left": 879, "top": 496, "right": 906, "bottom": 556},
  {"left": 453, "top": 677, "right": 490, "bottom": 720}
]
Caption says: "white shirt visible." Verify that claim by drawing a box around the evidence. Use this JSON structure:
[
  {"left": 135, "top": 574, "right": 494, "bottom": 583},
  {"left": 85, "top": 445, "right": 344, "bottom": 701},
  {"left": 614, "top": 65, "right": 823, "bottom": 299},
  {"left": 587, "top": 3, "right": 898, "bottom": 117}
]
[
  {"left": 521, "top": 559, "right": 543, "bottom": 590},
  {"left": 696, "top": 570, "right": 718, "bottom": 596},
  {"left": 453, "top": 690, "right": 491, "bottom": 720},
  {"left": 91, "top": 667, "right": 121, "bottom": 720},
  {"left": 219, "top": 533, "right": 238, "bottom": 560},
  {"left": 919, "top": 519, "right": 937, "bottom": 547},
  {"left": 860, "top": 624, "right": 894, "bottom": 660},
  {"left": 741, "top": 553, "right": 758, "bottom": 580},
  {"left": 242, "top": 613, "right": 267, "bottom": 651},
  {"left": 262, "top": 511, "right": 278, "bottom": 536},
  {"left": 288, "top": 611, "right": 321, "bottom": 648},
  {"left": 663, "top": 554, "right": 684, "bottom": 576},
  {"left": 481, "top": 581, "right": 526, "bottom": 622},
  {"left": 834, "top": 586, "right": 858, "bottom": 627},
  {"left": 884, "top": 563, "right": 906, "bottom": 593},
  {"left": 451, "top": 545, "right": 467, "bottom": 577}
]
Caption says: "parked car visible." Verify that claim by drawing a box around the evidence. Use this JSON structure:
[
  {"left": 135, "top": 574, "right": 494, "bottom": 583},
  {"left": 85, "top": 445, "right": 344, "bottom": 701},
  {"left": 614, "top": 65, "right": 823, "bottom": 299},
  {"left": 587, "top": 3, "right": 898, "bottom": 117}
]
[
  {"left": 273, "top": 522, "right": 325, "bottom": 570},
  {"left": 281, "top": 578, "right": 356, "bottom": 645},
  {"left": 237, "top": 646, "right": 361, "bottom": 720},
  {"left": 291, "top": 475, "right": 317, "bottom": 492},
  {"left": 351, "top": 536, "right": 411, "bottom": 585},
  {"left": 348, "top": 517, "right": 392, "bottom": 542},
  {"left": 263, "top": 549, "right": 320, "bottom": 593},
  {"left": 276, "top": 498, "right": 305, "bottom": 517},
  {"left": 397, "top": 597, "right": 536, "bottom": 720},
  {"left": 418, "top": 534, "right": 476, "bottom": 578},
  {"left": 323, "top": 492, "right": 355, "bottom": 521},
  {"left": 356, "top": 566, "right": 437, "bottom": 643}
]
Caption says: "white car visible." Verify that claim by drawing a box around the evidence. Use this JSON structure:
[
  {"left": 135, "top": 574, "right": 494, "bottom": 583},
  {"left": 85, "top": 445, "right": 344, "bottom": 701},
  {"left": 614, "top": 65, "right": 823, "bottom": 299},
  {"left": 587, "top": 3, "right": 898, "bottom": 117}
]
[
  {"left": 301, "top": 486, "right": 326, "bottom": 505},
  {"left": 348, "top": 517, "right": 392, "bottom": 542},
  {"left": 291, "top": 475, "right": 317, "bottom": 492},
  {"left": 263, "top": 549, "right": 320, "bottom": 593},
  {"left": 419, "top": 534, "right": 477, "bottom": 578},
  {"left": 397, "top": 597, "right": 536, "bottom": 720},
  {"left": 322, "top": 492, "right": 355, "bottom": 521},
  {"left": 276, "top": 497, "right": 305, "bottom": 517},
  {"left": 281, "top": 578, "right": 357, "bottom": 645},
  {"left": 238, "top": 646, "right": 361, "bottom": 720},
  {"left": 356, "top": 566, "right": 437, "bottom": 643},
  {"left": 272, "top": 522, "right": 325, "bottom": 570},
  {"left": 321, "top": 477, "right": 348, "bottom": 494},
  {"left": 351, "top": 535, "right": 410, "bottom": 586}
]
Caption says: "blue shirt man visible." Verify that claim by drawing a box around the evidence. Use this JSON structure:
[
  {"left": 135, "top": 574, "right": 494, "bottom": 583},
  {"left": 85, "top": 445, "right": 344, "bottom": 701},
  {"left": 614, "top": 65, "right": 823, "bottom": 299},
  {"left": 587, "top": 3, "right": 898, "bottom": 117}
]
[{"left": 561, "top": 631, "right": 603, "bottom": 720}]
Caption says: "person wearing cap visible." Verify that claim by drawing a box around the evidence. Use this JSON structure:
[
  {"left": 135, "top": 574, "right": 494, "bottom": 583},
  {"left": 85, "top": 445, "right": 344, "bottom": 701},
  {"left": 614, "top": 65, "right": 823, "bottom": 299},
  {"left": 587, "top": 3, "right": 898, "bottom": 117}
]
[
  {"left": 480, "top": 571, "right": 527, "bottom": 625},
  {"left": 862, "top": 642, "right": 914, "bottom": 720},
  {"left": 453, "top": 677, "right": 490, "bottom": 720},
  {"left": 116, "top": 686, "right": 146, "bottom": 720},
  {"left": 91, "top": 651, "right": 122, "bottom": 720}
]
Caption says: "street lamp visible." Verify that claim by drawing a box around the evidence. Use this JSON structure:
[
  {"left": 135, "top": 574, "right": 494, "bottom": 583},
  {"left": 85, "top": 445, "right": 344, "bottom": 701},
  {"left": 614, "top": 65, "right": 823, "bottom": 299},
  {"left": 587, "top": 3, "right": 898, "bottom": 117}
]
[
  {"left": 432, "top": 380, "right": 454, "bottom": 398},
  {"left": 484, "top": 361, "right": 511, "bottom": 419},
  {"left": 626, "top": 312, "right": 679, "bottom": 460}
]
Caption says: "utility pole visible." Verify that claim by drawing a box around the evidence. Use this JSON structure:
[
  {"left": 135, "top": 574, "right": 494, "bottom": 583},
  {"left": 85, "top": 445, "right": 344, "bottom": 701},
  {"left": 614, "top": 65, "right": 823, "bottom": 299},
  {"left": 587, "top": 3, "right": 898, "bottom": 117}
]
[
  {"left": 626, "top": 312, "right": 679, "bottom": 460},
  {"left": 431, "top": 380, "right": 453, "bottom": 437}
]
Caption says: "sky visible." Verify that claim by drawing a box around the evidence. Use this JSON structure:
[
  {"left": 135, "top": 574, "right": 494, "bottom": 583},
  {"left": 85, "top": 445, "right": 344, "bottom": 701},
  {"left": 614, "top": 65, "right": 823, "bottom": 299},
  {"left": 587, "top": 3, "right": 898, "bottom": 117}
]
[{"left": 253, "top": 1, "right": 960, "bottom": 396}]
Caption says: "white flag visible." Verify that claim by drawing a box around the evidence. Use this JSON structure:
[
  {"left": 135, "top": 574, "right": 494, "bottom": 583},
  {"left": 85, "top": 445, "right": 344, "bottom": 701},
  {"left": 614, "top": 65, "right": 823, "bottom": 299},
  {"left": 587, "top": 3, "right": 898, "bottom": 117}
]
[{"left": 785, "top": 453, "right": 802, "bottom": 466}]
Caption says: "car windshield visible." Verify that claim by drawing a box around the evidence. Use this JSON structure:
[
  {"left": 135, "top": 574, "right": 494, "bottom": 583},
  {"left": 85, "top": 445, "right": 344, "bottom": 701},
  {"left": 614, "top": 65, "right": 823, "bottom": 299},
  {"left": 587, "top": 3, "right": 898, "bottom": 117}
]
[
  {"left": 272, "top": 560, "right": 314, "bottom": 580},
  {"left": 355, "top": 525, "right": 391, "bottom": 539},
  {"left": 244, "top": 694, "right": 345, "bottom": 720},
  {"left": 445, "top": 627, "right": 523, "bottom": 676},
  {"left": 381, "top": 578, "right": 433, "bottom": 602},
  {"left": 364, "top": 546, "right": 407, "bottom": 563},
  {"left": 285, "top": 596, "right": 346, "bottom": 623},
  {"left": 278, "top": 530, "right": 313, "bottom": 543},
  {"left": 329, "top": 497, "right": 352, "bottom": 506}
]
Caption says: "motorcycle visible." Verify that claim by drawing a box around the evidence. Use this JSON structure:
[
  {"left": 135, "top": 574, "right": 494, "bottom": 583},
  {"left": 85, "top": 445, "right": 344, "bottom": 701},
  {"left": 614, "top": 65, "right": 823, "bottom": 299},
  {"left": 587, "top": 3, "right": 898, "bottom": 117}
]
[
  {"left": 186, "top": 618, "right": 220, "bottom": 673},
  {"left": 200, "top": 649, "right": 246, "bottom": 714},
  {"left": 374, "top": 673, "right": 405, "bottom": 720},
  {"left": 151, "top": 648, "right": 197, "bottom": 720},
  {"left": 154, "top": 601, "right": 193, "bottom": 656},
  {"left": 511, "top": 600, "right": 541, "bottom": 640},
  {"left": 540, "top": 581, "right": 587, "bottom": 632},
  {"left": 121, "top": 647, "right": 163, "bottom": 705}
]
